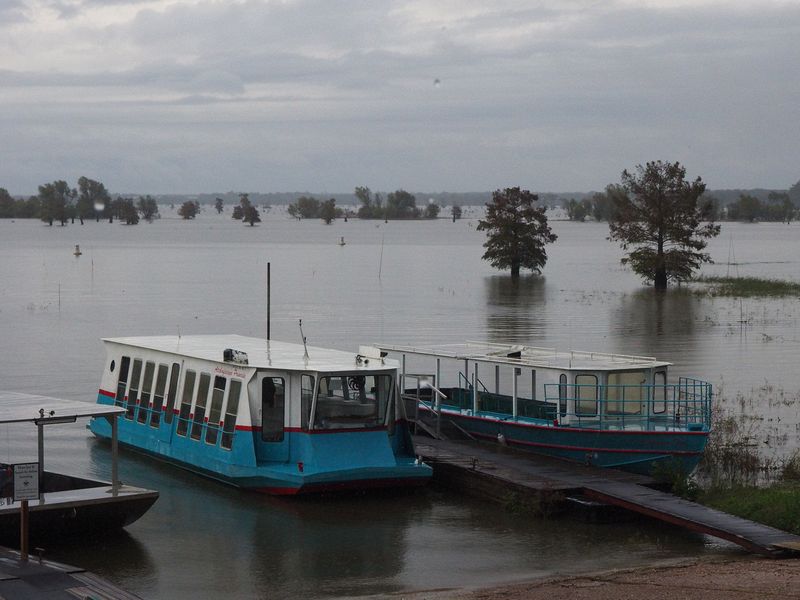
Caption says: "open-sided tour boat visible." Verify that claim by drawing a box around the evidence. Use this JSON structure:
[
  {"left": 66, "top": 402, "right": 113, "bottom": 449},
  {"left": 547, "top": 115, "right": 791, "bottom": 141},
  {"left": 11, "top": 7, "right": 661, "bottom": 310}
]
[
  {"left": 375, "top": 342, "right": 713, "bottom": 476},
  {"left": 89, "top": 335, "right": 432, "bottom": 494},
  {"left": 0, "top": 392, "right": 157, "bottom": 544}
]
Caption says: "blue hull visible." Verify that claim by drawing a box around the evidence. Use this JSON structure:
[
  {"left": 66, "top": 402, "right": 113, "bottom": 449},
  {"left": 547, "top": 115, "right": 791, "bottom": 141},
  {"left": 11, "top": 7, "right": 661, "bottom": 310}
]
[
  {"left": 431, "top": 407, "right": 708, "bottom": 476},
  {"left": 90, "top": 394, "right": 431, "bottom": 494}
]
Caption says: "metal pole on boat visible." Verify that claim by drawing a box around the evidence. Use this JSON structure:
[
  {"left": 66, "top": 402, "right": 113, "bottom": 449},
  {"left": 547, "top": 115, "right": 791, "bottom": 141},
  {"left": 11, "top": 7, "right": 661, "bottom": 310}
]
[
  {"left": 473, "top": 363, "right": 478, "bottom": 414},
  {"left": 495, "top": 365, "right": 499, "bottom": 395},
  {"left": 512, "top": 368, "right": 519, "bottom": 419}
]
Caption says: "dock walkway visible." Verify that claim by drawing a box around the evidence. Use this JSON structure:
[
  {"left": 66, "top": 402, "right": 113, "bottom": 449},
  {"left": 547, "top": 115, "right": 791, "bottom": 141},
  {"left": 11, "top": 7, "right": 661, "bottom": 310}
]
[{"left": 413, "top": 436, "right": 800, "bottom": 557}]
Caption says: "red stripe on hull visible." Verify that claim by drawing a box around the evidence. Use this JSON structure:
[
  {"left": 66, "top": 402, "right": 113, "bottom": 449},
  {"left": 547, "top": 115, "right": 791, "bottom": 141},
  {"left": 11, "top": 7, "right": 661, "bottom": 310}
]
[{"left": 254, "top": 476, "right": 429, "bottom": 495}]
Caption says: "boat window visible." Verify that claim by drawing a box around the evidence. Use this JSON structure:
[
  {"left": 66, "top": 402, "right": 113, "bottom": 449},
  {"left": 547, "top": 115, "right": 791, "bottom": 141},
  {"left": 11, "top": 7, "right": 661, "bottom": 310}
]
[
  {"left": 150, "top": 364, "right": 169, "bottom": 428},
  {"left": 205, "top": 376, "right": 227, "bottom": 445},
  {"left": 137, "top": 361, "right": 156, "bottom": 424},
  {"left": 606, "top": 371, "right": 647, "bottom": 415},
  {"left": 653, "top": 371, "right": 667, "bottom": 414},
  {"left": 191, "top": 373, "right": 211, "bottom": 440},
  {"left": 176, "top": 369, "right": 196, "bottom": 437},
  {"left": 301, "top": 375, "right": 315, "bottom": 430},
  {"left": 163, "top": 363, "right": 180, "bottom": 425},
  {"left": 558, "top": 374, "right": 567, "bottom": 417},
  {"left": 262, "top": 377, "right": 285, "bottom": 442},
  {"left": 575, "top": 374, "right": 598, "bottom": 416},
  {"left": 114, "top": 356, "right": 130, "bottom": 407},
  {"left": 220, "top": 379, "right": 241, "bottom": 450},
  {"left": 126, "top": 359, "right": 143, "bottom": 420},
  {"left": 313, "top": 374, "right": 392, "bottom": 430}
]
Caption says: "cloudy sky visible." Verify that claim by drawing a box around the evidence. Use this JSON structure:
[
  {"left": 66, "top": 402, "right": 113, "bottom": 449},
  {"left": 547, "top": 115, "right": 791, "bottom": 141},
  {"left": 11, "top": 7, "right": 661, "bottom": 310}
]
[{"left": 1, "top": 0, "right": 798, "bottom": 195}]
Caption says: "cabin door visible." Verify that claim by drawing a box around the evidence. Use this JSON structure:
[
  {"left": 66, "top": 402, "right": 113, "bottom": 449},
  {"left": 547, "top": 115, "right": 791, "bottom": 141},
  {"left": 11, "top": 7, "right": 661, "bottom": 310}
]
[{"left": 255, "top": 372, "right": 291, "bottom": 463}]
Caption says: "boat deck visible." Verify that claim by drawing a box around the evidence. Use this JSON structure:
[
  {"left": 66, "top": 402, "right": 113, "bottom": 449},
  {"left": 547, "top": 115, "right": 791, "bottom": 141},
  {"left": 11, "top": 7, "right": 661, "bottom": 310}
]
[{"left": 414, "top": 436, "right": 800, "bottom": 557}]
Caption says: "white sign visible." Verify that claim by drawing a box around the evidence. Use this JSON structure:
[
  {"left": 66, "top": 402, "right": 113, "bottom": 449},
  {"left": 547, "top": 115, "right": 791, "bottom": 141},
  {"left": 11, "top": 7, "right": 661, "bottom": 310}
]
[{"left": 13, "top": 463, "right": 39, "bottom": 502}]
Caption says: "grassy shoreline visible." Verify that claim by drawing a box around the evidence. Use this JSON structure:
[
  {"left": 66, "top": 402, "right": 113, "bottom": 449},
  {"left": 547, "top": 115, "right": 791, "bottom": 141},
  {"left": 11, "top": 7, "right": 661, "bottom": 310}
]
[{"left": 692, "top": 275, "right": 800, "bottom": 297}]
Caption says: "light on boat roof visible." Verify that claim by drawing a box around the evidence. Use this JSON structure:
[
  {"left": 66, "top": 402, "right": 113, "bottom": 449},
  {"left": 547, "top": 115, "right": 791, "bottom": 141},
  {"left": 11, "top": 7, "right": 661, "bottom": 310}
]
[{"left": 223, "top": 348, "right": 249, "bottom": 365}]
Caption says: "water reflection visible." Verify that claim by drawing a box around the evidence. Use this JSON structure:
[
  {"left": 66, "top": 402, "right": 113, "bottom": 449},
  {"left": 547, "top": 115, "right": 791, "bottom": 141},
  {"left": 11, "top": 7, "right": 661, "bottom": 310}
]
[
  {"left": 484, "top": 275, "right": 547, "bottom": 343},
  {"left": 610, "top": 288, "right": 699, "bottom": 357}
]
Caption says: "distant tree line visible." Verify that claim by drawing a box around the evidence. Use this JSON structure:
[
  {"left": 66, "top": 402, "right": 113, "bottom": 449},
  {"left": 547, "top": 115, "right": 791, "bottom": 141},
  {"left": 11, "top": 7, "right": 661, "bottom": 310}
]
[
  {"left": 354, "top": 186, "right": 440, "bottom": 220},
  {"left": 287, "top": 196, "right": 342, "bottom": 224},
  {"left": 0, "top": 177, "right": 159, "bottom": 224}
]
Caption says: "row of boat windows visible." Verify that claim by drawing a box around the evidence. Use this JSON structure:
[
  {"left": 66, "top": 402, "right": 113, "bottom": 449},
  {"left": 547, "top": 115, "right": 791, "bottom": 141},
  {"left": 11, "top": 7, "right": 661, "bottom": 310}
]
[{"left": 113, "top": 356, "right": 241, "bottom": 450}]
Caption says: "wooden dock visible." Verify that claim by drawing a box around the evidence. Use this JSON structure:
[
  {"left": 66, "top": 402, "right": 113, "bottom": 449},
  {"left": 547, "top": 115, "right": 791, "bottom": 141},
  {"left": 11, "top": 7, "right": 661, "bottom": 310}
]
[
  {"left": 413, "top": 436, "right": 800, "bottom": 557},
  {"left": 0, "top": 546, "right": 142, "bottom": 599}
]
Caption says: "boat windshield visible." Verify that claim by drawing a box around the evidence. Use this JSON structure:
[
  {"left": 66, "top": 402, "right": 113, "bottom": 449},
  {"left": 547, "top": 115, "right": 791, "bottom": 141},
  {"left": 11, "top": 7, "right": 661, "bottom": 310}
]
[{"left": 313, "top": 373, "right": 393, "bottom": 430}]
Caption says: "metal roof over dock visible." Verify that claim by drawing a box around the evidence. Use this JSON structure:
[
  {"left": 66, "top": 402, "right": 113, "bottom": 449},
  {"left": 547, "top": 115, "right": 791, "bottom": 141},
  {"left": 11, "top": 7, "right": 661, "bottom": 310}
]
[
  {"left": 0, "top": 391, "right": 123, "bottom": 425},
  {"left": 104, "top": 335, "right": 398, "bottom": 372},
  {"left": 377, "top": 341, "right": 671, "bottom": 371}
]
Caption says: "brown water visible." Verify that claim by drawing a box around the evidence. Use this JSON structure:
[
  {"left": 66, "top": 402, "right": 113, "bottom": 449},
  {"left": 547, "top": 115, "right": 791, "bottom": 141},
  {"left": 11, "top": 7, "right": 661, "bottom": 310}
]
[{"left": 1, "top": 211, "right": 798, "bottom": 598}]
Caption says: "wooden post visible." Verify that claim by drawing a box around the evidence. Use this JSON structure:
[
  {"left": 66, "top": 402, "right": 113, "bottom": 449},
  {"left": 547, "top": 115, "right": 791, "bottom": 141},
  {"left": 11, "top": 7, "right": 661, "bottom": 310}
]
[
  {"left": 20, "top": 500, "right": 29, "bottom": 561},
  {"left": 111, "top": 415, "right": 119, "bottom": 494}
]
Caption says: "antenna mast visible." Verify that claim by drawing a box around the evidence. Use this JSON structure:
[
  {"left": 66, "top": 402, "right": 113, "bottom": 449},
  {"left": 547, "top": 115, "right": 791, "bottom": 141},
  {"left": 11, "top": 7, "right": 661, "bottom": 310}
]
[{"left": 299, "top": 319, "right": 309, "bottom": 359}]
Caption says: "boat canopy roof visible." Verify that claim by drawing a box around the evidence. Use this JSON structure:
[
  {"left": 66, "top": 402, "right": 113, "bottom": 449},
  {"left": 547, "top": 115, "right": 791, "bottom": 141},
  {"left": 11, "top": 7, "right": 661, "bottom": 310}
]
[
  {"left": 374, "top": 341, "right": 671, "bottom": 371},
  {"left": 104, "top": 335, "right": 398, "bottom": 373},
  {"left": 0, "top": 391, "right": 124, "bottom": 424}
]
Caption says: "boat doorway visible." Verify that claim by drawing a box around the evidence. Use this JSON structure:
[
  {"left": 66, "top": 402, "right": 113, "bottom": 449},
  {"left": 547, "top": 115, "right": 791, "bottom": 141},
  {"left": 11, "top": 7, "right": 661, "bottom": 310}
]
[{"left": 254, "top": 372, "right": 291, "bottom": 463}]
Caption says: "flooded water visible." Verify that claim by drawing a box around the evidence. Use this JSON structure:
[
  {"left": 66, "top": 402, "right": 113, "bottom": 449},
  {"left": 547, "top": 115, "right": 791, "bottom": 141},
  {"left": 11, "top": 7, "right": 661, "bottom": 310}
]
[{"left": 1, "top": 210, "right": 798, "bottom": 598}]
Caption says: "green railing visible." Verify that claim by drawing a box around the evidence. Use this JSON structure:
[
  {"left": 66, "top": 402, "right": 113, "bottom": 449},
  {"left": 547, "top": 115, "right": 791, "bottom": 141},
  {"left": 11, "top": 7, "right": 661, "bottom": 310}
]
[{"left": 543, "top": 377, "right": 712, "bottom": 430}]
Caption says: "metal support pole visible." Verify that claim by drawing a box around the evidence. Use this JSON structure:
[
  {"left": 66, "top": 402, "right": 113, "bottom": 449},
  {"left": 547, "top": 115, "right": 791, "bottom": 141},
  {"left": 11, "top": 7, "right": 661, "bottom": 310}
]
[
  {"left": 512, "top": 368, "right": 519, "bottom": 419},
  {"left": 472, "top": 363, "right": 479, "bottom": 414},
  {"left": 37, "top": 424, "right": 44, "bottom": 491},
  {"left": 266, "top": 262, "right": 271, "bottom": 341},
  {"left": 109, "top": 414, "right": 119, "bottom": 494},
  {"left": 495, "top": 365, "right": 499, "bottom": 395},
  {"left": 20, "top": 500, "right": 29, "bottom": 561}
]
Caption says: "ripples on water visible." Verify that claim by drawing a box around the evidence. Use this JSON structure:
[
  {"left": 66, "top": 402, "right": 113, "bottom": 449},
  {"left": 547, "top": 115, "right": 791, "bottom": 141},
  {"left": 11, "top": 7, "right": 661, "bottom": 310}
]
[{"left": 0, "top": 212, "right": 797, "bottom": 597}]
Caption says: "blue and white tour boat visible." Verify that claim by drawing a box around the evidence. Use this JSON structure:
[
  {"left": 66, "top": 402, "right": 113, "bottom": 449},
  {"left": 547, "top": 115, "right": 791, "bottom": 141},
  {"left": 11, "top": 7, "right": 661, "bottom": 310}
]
[
  {"left": 89, "top": 335, "right": 431, "bottom": 494},
  {"left": 376, "top": 342, "right": 713, "bottom": 476}
]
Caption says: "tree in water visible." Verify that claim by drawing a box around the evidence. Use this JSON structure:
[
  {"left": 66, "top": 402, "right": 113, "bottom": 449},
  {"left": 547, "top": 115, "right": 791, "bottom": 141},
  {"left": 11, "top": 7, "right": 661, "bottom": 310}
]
[
  {"left": 178, "top": 200, "right": 200, "bottom": 219},
  {"left": 477, "top": 187, "right": 557, "bottom": 279},
  {"left": 214, "top": 198, "right": 224, "bottom": 214},
  {"left": 319, "top": 198, "right": 337, "bottom": 224},
  {"left": 76, "top": 177, "right": 111, "bottom": 223},
  {"left": 243, "top": 203, "right": 261, "bottom": 226},
  {"left": 137, "top": 195, "right": 159, "bottom": 222},
  {"left": 608, "top": 161, "right": 720, "bottom": 290},
  {"left": 451, "top": 205, "right": 462, "bottom": 221},
  {"left": 38, "top": 181, "right": 75, "bottom": 226}
]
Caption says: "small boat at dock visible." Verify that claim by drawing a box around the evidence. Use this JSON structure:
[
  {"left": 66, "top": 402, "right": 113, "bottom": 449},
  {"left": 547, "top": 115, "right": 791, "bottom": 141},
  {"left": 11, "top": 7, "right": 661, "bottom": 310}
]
[
  {"left": 375, "top": 342, "right": 713, "bottom": 476},
  {"left": 89, "top": 335, "right": 432, "bottom": 494},
  {"left": 0, "top": 392, "right": 157, "bottom": 545}
]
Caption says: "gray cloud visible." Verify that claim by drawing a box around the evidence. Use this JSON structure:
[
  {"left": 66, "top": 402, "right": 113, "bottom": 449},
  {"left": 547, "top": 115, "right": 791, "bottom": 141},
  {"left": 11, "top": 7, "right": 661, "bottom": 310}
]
[{"left": 1, "top": 1, "right": 799, "bottom": 194}]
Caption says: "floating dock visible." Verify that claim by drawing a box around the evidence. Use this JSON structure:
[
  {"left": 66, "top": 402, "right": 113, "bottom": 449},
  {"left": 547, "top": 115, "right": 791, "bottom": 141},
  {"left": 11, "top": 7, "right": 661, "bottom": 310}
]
[
  {"left": 0, "top": 546, "right": 142, "bottom": 599},
  {"left": 414, "top": 436, "right": 800, "bottom": 557}
]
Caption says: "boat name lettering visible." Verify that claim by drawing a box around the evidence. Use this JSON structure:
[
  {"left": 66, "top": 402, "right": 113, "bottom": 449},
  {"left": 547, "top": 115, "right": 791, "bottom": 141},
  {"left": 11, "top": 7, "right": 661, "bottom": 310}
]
[{"left": 214, "top": 366, "right": 246, "bottom": 378}]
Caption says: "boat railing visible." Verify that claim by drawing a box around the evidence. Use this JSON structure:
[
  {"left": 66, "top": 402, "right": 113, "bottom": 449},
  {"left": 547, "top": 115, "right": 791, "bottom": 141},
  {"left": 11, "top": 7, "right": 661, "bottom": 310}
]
[
  {"left": 543, "top": 379, "right": 712, "bottom": 431},
  {"left": 401, "top": 373, "right": 448, "bottom": 437}
]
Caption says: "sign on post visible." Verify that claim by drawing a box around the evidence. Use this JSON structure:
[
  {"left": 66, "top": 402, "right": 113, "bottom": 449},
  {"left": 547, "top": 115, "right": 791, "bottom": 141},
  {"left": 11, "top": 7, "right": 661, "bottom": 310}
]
[{"left": 13, "top": 463, "right": 39, "bottom": 502}]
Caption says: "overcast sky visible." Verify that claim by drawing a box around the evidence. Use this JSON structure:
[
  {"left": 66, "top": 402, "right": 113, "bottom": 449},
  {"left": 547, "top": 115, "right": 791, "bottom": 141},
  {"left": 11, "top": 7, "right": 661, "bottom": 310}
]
[{"left": 1, "top": 0, "right": 798, "bottom": 195}]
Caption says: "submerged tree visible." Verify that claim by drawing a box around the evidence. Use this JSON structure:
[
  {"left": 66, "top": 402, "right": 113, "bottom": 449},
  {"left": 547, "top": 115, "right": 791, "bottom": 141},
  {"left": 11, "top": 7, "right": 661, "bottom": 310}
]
[
  {"left": 76, "top": 176, "right": 111, "bottom": 223},
  {"left": 137, "top": 195, "right": 159, "bottom": 222},
  {"left": 178, "top": 200, "right": 200, "bottom": 220},
  {"left": 38, "top": 180, "right": 75, "bottom": 226},
  {"left": 608, "top": 161, "right": 720, "bottom": 290},
  {"left": 214, "top": 197, "right": 224, "bottom": 214},
  {"left": 477, "top": 187, "right": 557, "bottom": 279},
  {"left": 451, "top": 205, "right": 462, "bottom": 221}
]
